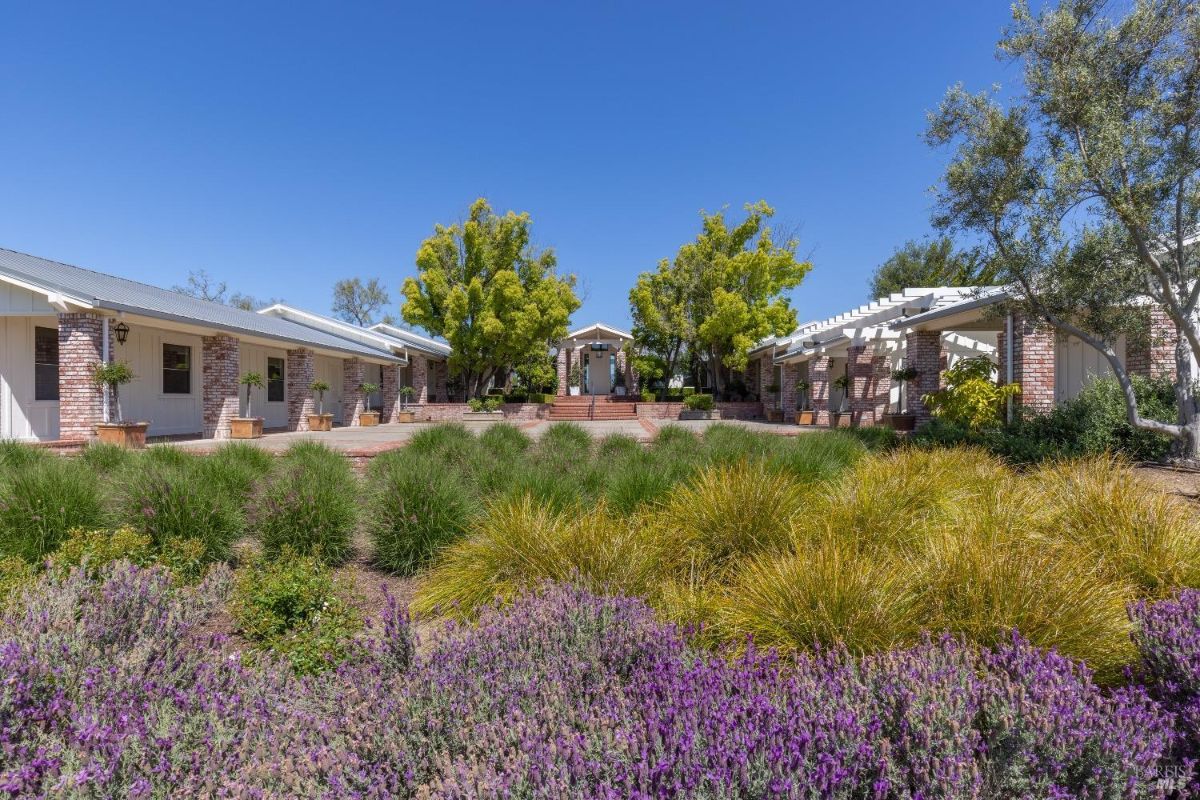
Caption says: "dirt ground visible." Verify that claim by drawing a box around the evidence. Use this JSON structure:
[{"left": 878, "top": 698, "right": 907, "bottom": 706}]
[{"left": 1136, "top": 464, "right": 1200, "bottom": 504}]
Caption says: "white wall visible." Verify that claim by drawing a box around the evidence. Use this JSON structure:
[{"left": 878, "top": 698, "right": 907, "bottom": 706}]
[
  {"left": 1056, "top": 334, "right": 1126, "bottom": 403},
  {"left": 239, "top": 343, "right": 290, "bottom": 429},
  {"left": 0, "top": 316, "right": 60, "bottom": 440},
  {"left": 314, "top": 355, "right": 344, "bottom": 424},
  {"left": 116, "top": 325, "right": 204, "bottom": 437},
  {"left": 0, "top": 282, "right": 55, "bottom": 315}
]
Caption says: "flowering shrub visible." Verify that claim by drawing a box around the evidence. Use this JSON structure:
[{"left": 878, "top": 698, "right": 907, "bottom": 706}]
[{"left": 0, "top": 566, "right": 1180, "bottom": 797}]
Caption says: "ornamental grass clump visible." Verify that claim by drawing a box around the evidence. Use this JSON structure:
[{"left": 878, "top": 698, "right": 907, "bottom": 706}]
[
  {"left": 0, "top": 457, "right": 107, "bottom": 562},
  {"left": 250, "top": 441, "right": 356, "bottom": 563},
  {"left": 0, "top": 440, "right": 47, "bottom": 472},
  {"left": 77, "top": 441, "right": 134, "bottom": 472},
  {"left": 197, "top": 442, "right": 277, "bottom": 504},
  {"left": 117, "top": 458, "right": 242, "bottom": 563},
  {"left": 367, "top": 451, "right": 479, "bottom": 574}
]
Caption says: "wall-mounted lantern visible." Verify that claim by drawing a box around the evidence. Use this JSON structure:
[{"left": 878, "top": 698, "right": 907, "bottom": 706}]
[{"left": 114, "top": 321, "right": 130, "bottom": 345}]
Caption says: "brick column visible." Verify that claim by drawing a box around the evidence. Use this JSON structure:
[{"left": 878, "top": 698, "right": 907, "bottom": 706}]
[
  {"left": 627, "top": 352, "right": 638, "bottom": 395},
  {"left": 780, "top": 362, "right": 798, "bottom": 419},
  {"left": 1004, "top": 314, "right": 1056, "bottom": 414},
  {"left": 809, "top": 356, "right": 832, "bottom": 425},
  {"left": 285, "top": 348, "right": 315, "bottom": 431},
  {"left": 342, "top": 358, "right": 366, "bottom": 426},
  {"left": 58, "top": 313, "right": 111, "bottom": 440},
  {"left": 614, "top": 349, "right": 627, "bottom": 392},
  {"left": 1127, "top": 306, "right": 1178, "bottom": 382},
  {"left": 410, "top": 354, "right": 429, "bottom": 404},
  {"left": 202, "top": 335, "right": 240, "bottom": 439},
  {"left": 758, "top": 355, "right": 774, "bottom": 409},
  {"left": 432, "top": 360, "right": 447, "bottom": 402},
  {"left": 905, "top": 331, "right": 943, "bottom": 427},
  {"left": 381, "top": 363, "right": 402, "bottom": 422},
  {"left": 848, "top": 345, "right": 890, "bottom": 426}
]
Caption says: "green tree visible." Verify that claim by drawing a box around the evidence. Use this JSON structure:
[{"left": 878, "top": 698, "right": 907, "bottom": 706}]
[
  {"left": 868, "top": 237, "right": 996, "bottom": 299},
  {"left": 332, "top": 277, "right": 392, "bottom": 326},
  {"left": 927, "top": 0, "right": 1200, "bottom": 460},
  {"left": 402, "top": 198, "right": 580, "bottom": 398},
  {"left": 629, "top": 257, "right": 693, "bottom": 391}
]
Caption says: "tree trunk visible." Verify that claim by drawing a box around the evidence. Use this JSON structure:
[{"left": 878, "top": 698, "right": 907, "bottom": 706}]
[{"left": 1171, "top": 336, "right": 1200, "bottom": 462}]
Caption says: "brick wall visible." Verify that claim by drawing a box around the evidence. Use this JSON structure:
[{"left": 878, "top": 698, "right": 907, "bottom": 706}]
[
  {"left": 411, "top": 354, "right": 428, "bottom": 404},
  {"left": 58, "top": 313, "right": 110, "bottom": 440},
  {"left": 431, "top": 360, "right": 448, "bottom": 402},
  {"left": 417, "top": 403, "right": 554, "bottom": 422},
  {"left": 905, "top": 331, "right": 942, "bottom": 427},
  {"left": 1007, "top": 314, "right": 1056, "bottom": 413},
  {"left": 202, "top": 334, "right": 240, "bottom": 439},
  {"left": 1127, "top": 306, "right": 1179, "bottom": 382},
  {"left": 757, "top": 356, "right": 774, "bottom": 409},
  {"left": 342, "top": 358, "right": 366, "bottom": 426},
  {"left": 809, "top": 356, "right": 832, "bottom": 425},
  {"left": 380, "top": 363, "right": 402, "bottom": 423},
  {"left": 847, "top": 345, "right": 890, "bottom": 426},
  {"left": 635, "top": 401, "right": 764, "bottom": 420},
  {"left": 781, "top": 362, "right": 799, "bottom": 418},
  {"left": 285, "top": 348, "right": 315, "bottom": 431}
]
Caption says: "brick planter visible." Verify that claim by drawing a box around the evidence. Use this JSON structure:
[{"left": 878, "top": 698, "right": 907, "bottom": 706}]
[
  {"left": 230, "top": 418, "right": 264, "bottom": 439},
  {"left": 462, "top": 411, "right": 503, "bottom": 424},
  {"left": 96, "top": 422, "right": 148, "bottom": 449},
  {"left": 679, "top": 409, "right": 721, "bottom": 420},
  {"left": 882, "top": 413, "right": 916, "bottom": 432}
]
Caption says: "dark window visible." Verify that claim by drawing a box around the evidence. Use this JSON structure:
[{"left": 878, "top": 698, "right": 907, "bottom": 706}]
[
  {"left": 163, "top": 344, "right": 192, "bottom": 394},
  {"left": 267, "top": 357, "right": 285, "bottom": 402},
  {"left": 34, "top": 327, "right": 59, "bottom": 401}
]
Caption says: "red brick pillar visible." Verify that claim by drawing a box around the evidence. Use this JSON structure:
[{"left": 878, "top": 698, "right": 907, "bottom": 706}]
[
  {"left": 58, "top": 312, "right": 110, "bottom": 440},
  {"left": 848, "top": 345, "right": 891, "bottom": 426},
  {"left": 411, "top": 354, "right": 428, "bottom": 404},
  {"left": 202, "top": 334, "right": 240, "bottom": 439},
  {"left": 758, "top": 355, "right": 774, "bottom": 409},
  {"left": 1127, "top": 306, "right": 1178, "bottom": 382},
  {"left": 809, "top": 356, "right": 833, "bottom": 425},
  {"left": 778, "top": 361, "right": 797, "bottom": 421},
  {"left": 381, "top": 363, "right": 402, "bottom": 422},
  {"left": 342, "top": 358, "right": 366, "bottom": 427},
  {"left": 905, "top": 331, "right": 942, "bottom": 428},
  {"left": 431, "top": 361, "right": 447, "bottom": 402},
  {"left": 285, "top": 348, "right": 315, "bottom": 432},
  {"left": 1006, "top": 314, "right": 1056, "bottom": 414},
  {"left": 556, "top": 348, "right": 568, "bottom": 395}
]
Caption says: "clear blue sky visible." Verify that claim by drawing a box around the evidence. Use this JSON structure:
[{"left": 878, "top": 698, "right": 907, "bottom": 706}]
[{"left": 0, "top": 2, "right": 1022, "bottom": 331}]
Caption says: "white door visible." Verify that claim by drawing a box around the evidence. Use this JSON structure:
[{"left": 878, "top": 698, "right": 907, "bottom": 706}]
[{"left": 588, "top": 353, "right": 611, "bottom": 394}]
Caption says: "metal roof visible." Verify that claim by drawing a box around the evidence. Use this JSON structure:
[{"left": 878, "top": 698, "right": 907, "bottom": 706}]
[
  {"left": 887, "top": 286, "right": 1011, "bottom": 329},
  {"left": 369, "top": 322, "right": 452, "bottom": 358},
  {"left": 0, "top": 247, "right": 404, "bottom": 362}
]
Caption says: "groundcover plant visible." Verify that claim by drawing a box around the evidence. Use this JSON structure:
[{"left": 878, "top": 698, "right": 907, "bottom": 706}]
[{"left": 0, "top": 562, "right": 1185, "bottom": 798}]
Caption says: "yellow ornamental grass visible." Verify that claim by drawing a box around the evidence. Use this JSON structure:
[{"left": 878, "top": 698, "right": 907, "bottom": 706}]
[{"left": 1029, "top": 456, "right": 1200, "bottom": 596}]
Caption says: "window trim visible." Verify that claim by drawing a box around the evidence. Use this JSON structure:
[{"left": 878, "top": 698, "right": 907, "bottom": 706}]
[
  {"left": 266, "top": 356, "right": 285, "bottom": 403},
  {"left": 34, "top": 326, "right": 59, "bottom": 402},
  {"left": 162, "top": 343, "right": 193, "bottom": 395}
]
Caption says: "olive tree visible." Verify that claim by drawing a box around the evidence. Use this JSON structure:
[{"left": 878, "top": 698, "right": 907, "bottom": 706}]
[{"left": 928, "top": 0, "right": 1200, "bottom": 460}]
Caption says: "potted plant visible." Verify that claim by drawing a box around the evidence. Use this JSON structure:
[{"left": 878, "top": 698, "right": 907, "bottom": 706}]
[
  {"left": 359, "top": 382, "right": 381, "bottom": 426},
  {"left": 883, "top": 366, "right": 919, "bottom": 432},
  {"left": 232, "top": 372, "right": 265, "bottom": 439},
  {"left": 831, "top": 373, "right": 852, "bottom": 428},
  {"left": 764, "top": 382, "right": 783, "bottom": 423},
  {"left": 795, "top": 380, "right": 815, "bottom": 425},
  {"left": 307, "top": 379, "right": 333, "bottom": 431},
  {"left": 568, "top": 362, "right": 582, "bottom": 396},
  {"left": 463, "top": 396, "right": 503, "bottom": 423},
  {"left": 396, "top": 386, "right": 417, "bottom": 423},
  {"left": 92, "top": 361, "right": 148, "bottom": 447}
]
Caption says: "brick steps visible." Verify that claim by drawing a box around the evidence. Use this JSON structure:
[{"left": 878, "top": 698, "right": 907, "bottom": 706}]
[{"left": 547, "top": 395, "right": 638, "bottom": 421}]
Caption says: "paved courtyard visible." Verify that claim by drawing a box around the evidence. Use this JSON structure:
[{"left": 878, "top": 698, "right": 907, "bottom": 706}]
[{"left": 168, "top": 417, "right": 814, "bottom": 454}]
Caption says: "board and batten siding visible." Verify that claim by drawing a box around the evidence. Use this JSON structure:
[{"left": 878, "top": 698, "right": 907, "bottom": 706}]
[
  {"left": 116, "top": 325, "right": 204, "bottom": 437},
  {"left": 314, "top": 355, "right": 345, "bottom": 424},
  {"left": 238, "top": 342, "right": 289, "bottom": 429},
  {"left": 1055, "top": 334, "right": 1126, "bottom": 404},
  {"left": 0, "top": 316, "right": 60, "bottom": 440}
]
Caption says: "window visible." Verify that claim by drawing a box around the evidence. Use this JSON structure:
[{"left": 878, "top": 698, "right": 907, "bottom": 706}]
[
  {"left": 162, "top": 344, "right": 192, "bottom": 394},
  {"left": 34, "top": 327, "right": 58, "bottom": 401},
  {"left": 267, "top": 357, "right": 285, "bottom": 402}
]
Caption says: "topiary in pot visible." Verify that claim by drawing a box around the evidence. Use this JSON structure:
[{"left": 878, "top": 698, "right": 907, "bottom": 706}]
[
  {"left": 359, "top": 382, "right": 381, "bottom": 426},
  {"left": 233, "top": 372, "right": 265, "bottom": 439},
  {"left": 308, "top": 379, "right": 333, "bottom": 431},
  {"left": 91, "top": 361, "right": 147, "bottom": 447}
]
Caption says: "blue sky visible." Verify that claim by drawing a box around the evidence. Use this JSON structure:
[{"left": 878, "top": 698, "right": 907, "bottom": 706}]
[{"left": 0, "top": 2, "right": 1021, "bottom": 331}]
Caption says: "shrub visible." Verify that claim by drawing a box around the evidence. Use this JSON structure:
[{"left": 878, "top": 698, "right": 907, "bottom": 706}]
[
  {"left": 538, "top": 421, "right": 592, "bottom": 456},
  {"left": 922, "top": 356, "right": 1020, "bottom": 431},
  {"left": 0, "top": 458, "right": 107, "bottom": 562},
  {"left": 641, "top": 390, "right": 656, "bottom": 402},
  {"left": 230, "top": 550, "right": 361, "bottom": 674},
  {"left": 197, "top": 443, "right": 276, "bottom": 503},
  {"left": 766, "top": 431, "right": 868, "bottom": 481},
  {"left": 0, "top": 441, "right": 47, "bottom": 472},
  {"left": 596, "top": 433, "right": 641, "bottom": 460},
  {"left": 251, "top": 443, "right": 357, "bottom": 564},
  {"left": 683, "top": 393, "right": 714, "bottom": 411},
  {"left": 48, "top": 527, "right": 155, "bottom": 574},
  {"left": 141, "top": 444, "right": 197, "bottom": 469},
  {"left": 77, "top": 442, "right": 134, "bottom": 472},
  {"left": 116, "top": 460, "right": 242, "bottom": 563},
  {"left": 407, "top": 423, "right": 480, "bottom": 468},
  {"left": 477, "top": 422, "right": 532, "bottom": 456},
  {"left": 0, "top": 556, "right": 35, "bottom": 599},
  {"left": 604, "top": 450, "right": 690, "bottom": 514},
  {"left": 367, "top": 453, "right": 478, "bottom": 574}
]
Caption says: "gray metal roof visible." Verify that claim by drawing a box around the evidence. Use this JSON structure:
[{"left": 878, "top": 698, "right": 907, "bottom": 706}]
[
  {"left": 370, "top": 322, "right": 452, "bottom": 358},
  {"left": 0, "top": 247, "right": 404, "bottom": 362}
]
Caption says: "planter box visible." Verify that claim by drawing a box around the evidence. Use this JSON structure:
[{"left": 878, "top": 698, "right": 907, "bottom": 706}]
[
  {"left": 462, "top": 411, "right": 503, "bottom": 424},
  {"left": 230, "top": 417, "right": 264, "bottom": 439},
  {"left": 307, "top": 414, "right": 333, "bottom": 432},
  {"left": 359, "top": 411, "right": 381, "bottom": 427},
  {"left": 568, "top": 387, "right": 581, "bottom": 396},
  {"left": 96, "top": 422, "right": 149, "bottom": 449},
  {"left": 679, "top": 409, "right": 721, "bottom": 421},
  {"left": 765, "top": 409, "right": 784, "bottom": 423},
  {"left": 831, "top": 413, "right": 852, "bottom": 428},
  {"left": 882, "top": 413, "right": 916, "bottom": 432},
  {"left": 796, "top": 410, "right": 815, "bottom": 426},
  {"left": 395, "top": 409, "right": 417, "bottom": 423}
]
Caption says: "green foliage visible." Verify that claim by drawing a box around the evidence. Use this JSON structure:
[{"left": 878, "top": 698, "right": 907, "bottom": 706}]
[
  {"left": 0, "top": 458, "right": 107, "bottom": 562},
  {"left": 478, "top": 423, "right": 532, "bottom": 455},
  {"left": 78, "top": 442, "right": 134, "bottom": 472},
  {"left": 683, "top": 393, "right": 714, "bottom": 411},
  {"left": 197, "top": 443, "right": 276, "bottom": 503},
  {"left": 640, "top": 391, "right": 656, "bottom": 402},
  {"left": 117, "top": 460, "right": 241, "bottom": 563},
  {"left": 868, "top": 237, "right": 994, "bottom": 299},
  {"left": 91, "top": 360, "right": 135, "bottom": 388},
  {"left": 230, "top": 549, "right": 361, "bottom": 674},
  {"left": 48, "top": 527, "right": 155, "bottom": 575},
  {"left": 922, "top": 356, "right": 1019, "bottom": 431},
  {"left": 0, "top": 442, "right": 48, "bottom": 472},
  {"left": 239, "top": 372, "right": 263, "bottom": 388},
  {"left": 310, "top": 379, "right": 331, "bottom": 414},
  {"left": 367, "top": 453, "right": 478, "bottom": 574},
  {"left": 402, "top": 198, "right": 580, "bottom": 398},
  {"left": 0, "top": 556, "right": 35, "bottom": 600},
  {"left": 251, "top": 443, "right": 357, "bottom": 564},
  {"left": 331, "top": 276, "right": 390, "bottom": 326}
]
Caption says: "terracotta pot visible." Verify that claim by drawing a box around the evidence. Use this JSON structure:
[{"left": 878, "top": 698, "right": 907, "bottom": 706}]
[
  {"left": 359, "top": 411, "right": 381, "bottom": 427},
  {"left": 96, "top": 422, "right": 149, "bottom": 449},
  {"left": 307, "top": 414, "right": 334, "bottom": 432},
  {"left": 230, "top": 417, "right": 264, "bottom": 439},
  {"left": 396, "top": 410, "right": 416, "bottom": 423},
  {"left": 796, "top": 410, "right": 816, "bottom": 426},
  {"left": 882, "top": 413, "right": 916, "bottom": 432},
  {"left": 832, "top": 413, "right": 852, "bottom": 428},
  {"left": 765, "top": 409, "right": 784, "bottom": 423}
]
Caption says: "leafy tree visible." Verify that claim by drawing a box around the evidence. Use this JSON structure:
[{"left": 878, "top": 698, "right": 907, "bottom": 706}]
[
  {"left": 402, "top": 198, "right": 580, "bottom": 398},
  {"left": 629, "top": 257, "right": 693, "bottom": 391},
  {"left": 639, "top": 202, "right": 809, "bottom": 396},
  {"left": 868, "top": 237, "right": 996, "bottom": 299},
  {"left": 332, "top": 277, "right": 391, "bottom": 326},
  {"left": 928, "top": 0, "right": 1200, "bottom": 460}
]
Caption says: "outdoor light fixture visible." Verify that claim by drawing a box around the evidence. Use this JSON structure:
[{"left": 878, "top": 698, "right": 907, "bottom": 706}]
[{"left": 114, "top": 321, "right": 130, "bottom": 345}]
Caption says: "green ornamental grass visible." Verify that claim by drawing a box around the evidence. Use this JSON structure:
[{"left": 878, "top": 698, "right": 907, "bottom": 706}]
[
  {"left": 0, "top": 458, "right": 107, "bottom": 562},
  {"left": 251, "top": 442, "right": 357, "bottom": 564}
]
